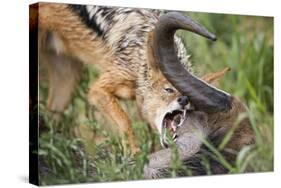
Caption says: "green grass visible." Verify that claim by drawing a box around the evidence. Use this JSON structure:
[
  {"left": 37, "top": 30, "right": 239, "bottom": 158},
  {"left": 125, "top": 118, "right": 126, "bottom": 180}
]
[{"left": 37, "top": 12, "right": 273, "bottom": 185}]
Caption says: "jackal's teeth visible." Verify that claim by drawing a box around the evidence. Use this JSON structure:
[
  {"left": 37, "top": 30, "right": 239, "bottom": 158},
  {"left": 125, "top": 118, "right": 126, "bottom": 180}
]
[{"left": 172, "top": 133, "right": 178, "bottom": 140}]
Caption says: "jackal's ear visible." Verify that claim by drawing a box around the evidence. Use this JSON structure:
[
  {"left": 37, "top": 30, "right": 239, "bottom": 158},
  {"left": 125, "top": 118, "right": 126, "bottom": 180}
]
[
  {"left": 201, "top": 67, "right": 231, "bottom": 86},
  {"left": 146, "top": 31, "right": 160, "bottom": 75}
]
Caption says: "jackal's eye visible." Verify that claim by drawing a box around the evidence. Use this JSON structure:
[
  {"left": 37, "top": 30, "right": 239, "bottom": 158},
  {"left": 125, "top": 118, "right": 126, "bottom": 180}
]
[{"left": 164, "top": 87, "right": 175, "bottom": 94}]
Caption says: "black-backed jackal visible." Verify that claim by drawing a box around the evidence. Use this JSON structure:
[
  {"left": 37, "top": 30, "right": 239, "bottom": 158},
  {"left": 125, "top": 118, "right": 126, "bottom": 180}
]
[{"left": 31, "top": 3, "right": 254, "bottom": 166}]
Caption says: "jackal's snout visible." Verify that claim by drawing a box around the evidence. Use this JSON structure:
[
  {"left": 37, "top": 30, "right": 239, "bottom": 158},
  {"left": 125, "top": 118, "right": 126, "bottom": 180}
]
[{"left": 177, "top": 96, "right": 189, "bottom": 108}]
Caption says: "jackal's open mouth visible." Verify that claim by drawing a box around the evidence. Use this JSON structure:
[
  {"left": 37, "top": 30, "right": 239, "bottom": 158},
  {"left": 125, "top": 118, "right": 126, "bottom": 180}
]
[{"left": 161, "top": 109, "right": 186, "bottom": 147}]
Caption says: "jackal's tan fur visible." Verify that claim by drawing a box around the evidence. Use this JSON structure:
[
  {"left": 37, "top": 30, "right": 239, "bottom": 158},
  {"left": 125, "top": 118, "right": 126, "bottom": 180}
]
[{"left": 34, "top": 3, "right": 186, "bottom": 153}]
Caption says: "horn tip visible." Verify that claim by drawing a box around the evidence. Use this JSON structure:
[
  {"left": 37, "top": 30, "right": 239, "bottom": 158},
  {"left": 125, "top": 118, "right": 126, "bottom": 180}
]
[{"left": 211, "top": 35, "right": 217, "bottom": 41}]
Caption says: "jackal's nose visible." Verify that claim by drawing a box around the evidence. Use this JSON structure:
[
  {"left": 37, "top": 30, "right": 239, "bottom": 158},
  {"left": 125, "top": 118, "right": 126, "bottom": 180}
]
[{"left": 177, "top": 96, "right": 189, "bottom": 107}]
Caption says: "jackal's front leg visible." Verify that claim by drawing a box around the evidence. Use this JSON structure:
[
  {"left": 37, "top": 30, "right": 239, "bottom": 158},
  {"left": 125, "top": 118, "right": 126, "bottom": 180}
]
[{"left": 88, "top": 72, "right": 139, "bottom": 154}]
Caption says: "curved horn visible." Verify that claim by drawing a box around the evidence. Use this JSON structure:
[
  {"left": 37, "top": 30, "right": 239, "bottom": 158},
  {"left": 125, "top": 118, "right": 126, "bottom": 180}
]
[{"left": 153, "top": 12, "right": 232, "bottom": 113}]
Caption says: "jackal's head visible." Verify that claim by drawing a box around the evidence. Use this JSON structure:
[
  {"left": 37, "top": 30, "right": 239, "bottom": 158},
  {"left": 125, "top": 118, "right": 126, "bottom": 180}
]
[
  {"left": 137, "top": 12, "right": 233, "bottom": 147},
  {"left": 137, "top": 68, "right": 189, "bottom": 147}
]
